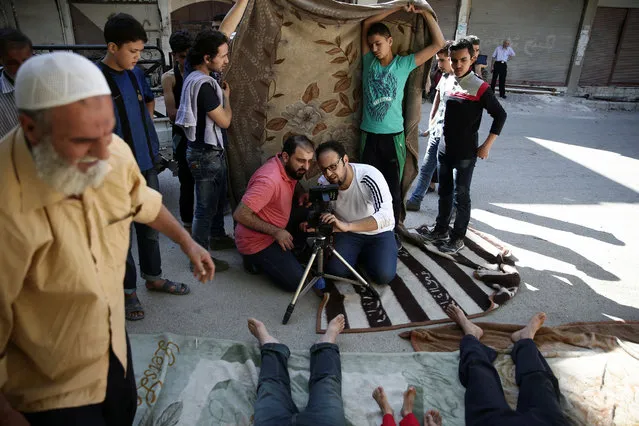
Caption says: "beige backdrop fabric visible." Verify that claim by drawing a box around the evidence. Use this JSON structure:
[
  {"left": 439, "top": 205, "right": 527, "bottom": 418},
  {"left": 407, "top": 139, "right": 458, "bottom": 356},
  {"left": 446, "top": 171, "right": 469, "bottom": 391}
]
[{"left": 225, "top": 0, "right": 436, "bottom": 222}]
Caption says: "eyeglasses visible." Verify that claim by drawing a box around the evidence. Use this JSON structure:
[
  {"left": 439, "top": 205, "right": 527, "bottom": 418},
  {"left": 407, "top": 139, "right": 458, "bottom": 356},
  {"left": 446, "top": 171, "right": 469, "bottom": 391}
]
[{"left": 321, "top": 157, "right": 343, "bottom": 174}]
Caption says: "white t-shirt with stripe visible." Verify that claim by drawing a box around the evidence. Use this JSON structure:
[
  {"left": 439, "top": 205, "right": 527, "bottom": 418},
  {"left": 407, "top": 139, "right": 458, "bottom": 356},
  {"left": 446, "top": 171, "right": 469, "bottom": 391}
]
[{"left": 319, "top": 162, "right": 395, "bottom": 235}]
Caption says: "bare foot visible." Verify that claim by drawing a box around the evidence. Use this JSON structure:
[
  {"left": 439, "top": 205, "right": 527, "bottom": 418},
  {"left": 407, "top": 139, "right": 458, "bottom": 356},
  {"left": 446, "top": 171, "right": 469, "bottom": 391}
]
[
  {"left": 400, "top": 386, "right": 416, "bottom": 417},
  {"left": 446, "top": 304, "right": 483, "bottom": 339},
  {"left": 372, "top": 386, "right": 393, "bottom": 416},
  {"left": 511, "top": 312, "right": 546, "bottom": 342},
  {"left": 247, "top": 318, "right": 279, "bottom": 346},
  {"left": 319, "top": 314, "right": 345, "bottom": 344},
  {"left": 425, "top": 410, "right": 443, "bottom": 426}
]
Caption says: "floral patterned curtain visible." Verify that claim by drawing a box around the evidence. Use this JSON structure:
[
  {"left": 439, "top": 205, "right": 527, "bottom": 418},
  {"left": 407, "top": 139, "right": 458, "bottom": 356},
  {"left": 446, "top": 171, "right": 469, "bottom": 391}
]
[{"left": 225, "top": 0, "right": 436, "bottom": 223}]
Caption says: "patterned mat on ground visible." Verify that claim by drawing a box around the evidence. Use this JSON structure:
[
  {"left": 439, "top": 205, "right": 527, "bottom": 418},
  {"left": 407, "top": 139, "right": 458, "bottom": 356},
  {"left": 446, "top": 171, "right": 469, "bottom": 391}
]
[
  {"left": 130, "top": 329, "right": 639, "bottom": 426},
  {"left": 317, "top": 227, "right": 520, "bottom": 333}
]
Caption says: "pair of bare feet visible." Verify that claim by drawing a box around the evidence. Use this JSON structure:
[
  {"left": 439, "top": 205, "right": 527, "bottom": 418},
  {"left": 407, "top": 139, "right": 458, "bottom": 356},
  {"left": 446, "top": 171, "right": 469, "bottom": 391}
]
[
  {"left": 248, "top": 314, "right": 346, "bottom": 346},
  {"left": 445, "top": 304, "right": 547, "bottom": 343},
  {"left": 372, "top": 386, "right": 442, "bottom": 426}
]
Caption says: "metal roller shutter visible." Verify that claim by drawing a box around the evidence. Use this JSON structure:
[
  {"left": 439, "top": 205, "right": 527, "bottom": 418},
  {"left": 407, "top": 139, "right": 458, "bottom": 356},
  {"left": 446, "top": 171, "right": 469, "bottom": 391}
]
[
  {"left": 428, "top": 0, "right": 459, "bottom": 40},
  {"left": 611, "top": 9, "right": 639, "bottom": 85},
  {"left": 467, "top": 0, "right": 584, "bottom": 85},
  {"left": 579, "top": 8, "right": 627, "bottom": 86}
]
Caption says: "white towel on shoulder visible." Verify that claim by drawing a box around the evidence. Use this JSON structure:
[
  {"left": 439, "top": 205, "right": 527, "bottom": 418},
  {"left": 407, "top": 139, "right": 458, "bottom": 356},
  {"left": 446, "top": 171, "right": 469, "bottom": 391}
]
[{"left": 175, "top": 70, "right": 224, "bottom": 148}]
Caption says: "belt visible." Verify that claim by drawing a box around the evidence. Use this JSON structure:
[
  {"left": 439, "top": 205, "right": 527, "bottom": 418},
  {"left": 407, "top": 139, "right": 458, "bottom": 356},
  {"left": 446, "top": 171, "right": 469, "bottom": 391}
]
[{"left": 497, "top": 61, "right": 507, "bottom": 64}]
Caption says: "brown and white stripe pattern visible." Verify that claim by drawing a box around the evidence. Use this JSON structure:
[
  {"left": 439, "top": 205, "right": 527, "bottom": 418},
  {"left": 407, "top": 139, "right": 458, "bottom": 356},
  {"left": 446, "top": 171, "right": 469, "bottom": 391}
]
[{"left": 317, "top": 228, "right": 520, "bottom": 333}]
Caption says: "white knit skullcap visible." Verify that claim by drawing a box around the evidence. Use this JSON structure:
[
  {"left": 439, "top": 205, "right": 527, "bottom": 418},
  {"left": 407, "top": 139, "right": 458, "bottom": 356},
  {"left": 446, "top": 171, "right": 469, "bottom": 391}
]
[{"left": 15, "top": 51, "right": 111, "bottom": 110}]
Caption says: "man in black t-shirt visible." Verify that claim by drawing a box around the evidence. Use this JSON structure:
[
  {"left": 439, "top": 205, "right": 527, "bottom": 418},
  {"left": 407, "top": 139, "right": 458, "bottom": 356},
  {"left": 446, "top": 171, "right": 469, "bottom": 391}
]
[{"left": 176, "top": 30, "right": 235, "bottom": 268}]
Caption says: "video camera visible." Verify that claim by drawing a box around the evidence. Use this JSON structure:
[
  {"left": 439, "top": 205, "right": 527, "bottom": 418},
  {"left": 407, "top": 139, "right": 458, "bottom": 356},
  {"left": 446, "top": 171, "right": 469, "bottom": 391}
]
[{"left": 307, "top": 184, "right": 339, "bottom": 237}]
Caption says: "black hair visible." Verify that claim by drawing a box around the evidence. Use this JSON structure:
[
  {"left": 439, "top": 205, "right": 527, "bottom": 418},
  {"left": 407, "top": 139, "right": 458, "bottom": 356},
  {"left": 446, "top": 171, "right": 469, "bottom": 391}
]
[
  {"left": 169, "top": 30, "right": 192, "bottom": 53},
  {"left": 0, "top": 27, "right": 32, "bottom": 57},
  {"left": 187, "top": 30, "right": 229, "bottom": 66},
  {"left": 466, "top": 35, "right": 480, "bottom": 46},
  {"left": 437, "top": 40, "right": 454, "bottom": 56},
  {"left": 282, "top": 135, "right": 314, "bottom": 156},
  {"left": 449, "top": 38, "right": 475, "bottom": 58},
  {"left": 367, "top": 23, "right": 391, "bottom": 39},
  {"left": 316, "top": 140, "right": 346, "bottom": 160},
  {"left": 104, "top": 13, "right": 148, "bottom": 46}
]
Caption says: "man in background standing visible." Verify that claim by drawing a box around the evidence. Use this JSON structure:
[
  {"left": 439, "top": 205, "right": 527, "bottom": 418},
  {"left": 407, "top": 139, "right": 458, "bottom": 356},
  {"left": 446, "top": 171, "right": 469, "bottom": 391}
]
[
  {"left": 491, "top": 39, "right": 515, "bottom": 99},
  {"left": 0, "top": 28, "right": 32, "bottom": 137},
  {"left": 162, "top": 30, "right": 194, "bottom": 232}
]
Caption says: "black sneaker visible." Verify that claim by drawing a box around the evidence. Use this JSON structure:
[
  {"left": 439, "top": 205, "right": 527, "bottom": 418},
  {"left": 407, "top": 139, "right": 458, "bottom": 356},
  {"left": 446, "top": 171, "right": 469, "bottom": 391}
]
[
  {"left": 210, "top": 234, "right": 236, "bottom": 250},
  {"left": 421, "top": 228, "right": 449, "bottom": 243},
  {"left": 439, "top": 238, "right": 464, "bottom": 254},
  {"left": 405, "top": 199, "right": 421, "bottom": 212}
]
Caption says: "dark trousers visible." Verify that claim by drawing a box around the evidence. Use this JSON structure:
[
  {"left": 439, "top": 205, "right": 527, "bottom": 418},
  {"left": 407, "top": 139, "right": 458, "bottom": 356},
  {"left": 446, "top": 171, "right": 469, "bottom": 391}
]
[
  {"left": 361, "top": 132, "right": 403, "bottom": 227},
  {"left": 253, "top": 343, "right": 346, "bottom": 426},
  {"left": 491, "top": 62, "right": 507, "bottom": 97},
  {"left": 244, "top": 241, "right": 306, "bottom": 292},
  {"left": 175, "top": 137, "right": 194, "bottom": 226},
  {"left": 326, "top": 231, "right": 398, "bottom": 285},
  {"left": 23, "top": 335, "right": 137, "bottom": 426},
  {"left": 124, "top": 168, "right": 162, "bottom": 290},
  {"left": 435, "top": 154, "right": 476, "bottom": 241},
  {"left": 186, "top": 146, "right": 228, "bottom": 250},
  {"left": 460, "top": 335, "right": 566, "bottom": 426}
]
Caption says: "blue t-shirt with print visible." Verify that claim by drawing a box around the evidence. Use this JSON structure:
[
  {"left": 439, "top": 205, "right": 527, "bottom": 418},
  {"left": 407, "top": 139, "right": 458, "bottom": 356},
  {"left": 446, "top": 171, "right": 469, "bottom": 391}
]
[
  {"left": 100, "top": 64, "right": 159, "bottom": 172},
  {"left": 361, "top": 52, "right": 417, "bottom": 134}
]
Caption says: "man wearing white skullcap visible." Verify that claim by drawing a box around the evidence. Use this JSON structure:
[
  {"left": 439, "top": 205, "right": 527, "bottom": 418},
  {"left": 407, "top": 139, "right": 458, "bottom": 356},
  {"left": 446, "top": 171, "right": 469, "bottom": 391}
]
[{"left": 0, "top": 51, "right": 215, "bottom": 425}]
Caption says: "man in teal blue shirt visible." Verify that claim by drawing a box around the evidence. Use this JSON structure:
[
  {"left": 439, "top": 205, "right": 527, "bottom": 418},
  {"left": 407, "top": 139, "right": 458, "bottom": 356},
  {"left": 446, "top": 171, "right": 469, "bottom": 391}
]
[{"left": 361, "top": 4, "right": 444, "bottom": 234}]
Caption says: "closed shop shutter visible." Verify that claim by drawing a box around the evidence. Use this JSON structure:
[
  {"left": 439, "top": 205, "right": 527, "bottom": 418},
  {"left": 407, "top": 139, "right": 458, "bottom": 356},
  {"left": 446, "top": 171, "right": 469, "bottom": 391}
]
[
  {"left": 377, "top": 0, "right": 458, "bottom": 40},
  {"left": 579, "top": 8, "right": 627, "bottom": 86},
  {"left": 428, "top": 0, "right": 459, "bottom": 40},
  {"left": 611, "top": 9, "right": 639, "bottom": 85},
  {"left": 467, "top": 0, "right": 584, "bottom": 85}
]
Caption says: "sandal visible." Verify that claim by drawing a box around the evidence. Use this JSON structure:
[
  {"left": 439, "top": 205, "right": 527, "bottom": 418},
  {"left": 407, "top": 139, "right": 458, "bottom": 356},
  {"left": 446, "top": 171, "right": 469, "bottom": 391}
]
[
  {"left": 145, "top": 279, "right": 190, "bottom": 295},
  {"left": 125, "top": 294, "right": 145, "bottom": 321}
]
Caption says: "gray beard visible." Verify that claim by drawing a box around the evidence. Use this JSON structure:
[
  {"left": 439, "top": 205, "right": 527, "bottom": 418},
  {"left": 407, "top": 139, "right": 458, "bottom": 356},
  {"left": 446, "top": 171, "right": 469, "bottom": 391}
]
[{"left": 32, "top": 136, "right": 110, "bottom": 196}]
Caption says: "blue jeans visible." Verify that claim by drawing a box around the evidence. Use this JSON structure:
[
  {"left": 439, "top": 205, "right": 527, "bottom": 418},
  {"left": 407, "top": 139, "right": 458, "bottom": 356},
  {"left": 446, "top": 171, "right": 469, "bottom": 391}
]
[
  {"left": 124, "top": 169, "right": 162, "bottom": 290},
  {"left": 408, "top": 136, "right": 440, "bottom": 204},
  {"left": 326, "top": 231, "right": 397, "bottom": 285},
  {"left": 435, "top": 154, "right": 476, "bottom": 240},
  {"left": 186, "top": 146, "right": 227, "bottom": 250},
  {"left": 460, "top": 336, "right": 565, "bottom": 426},
  {"left": 244, "top": 241, "right": 325, "bottom": 292},
  {"left": 253, "top": 343, "right": 345, "bottom": 426}
]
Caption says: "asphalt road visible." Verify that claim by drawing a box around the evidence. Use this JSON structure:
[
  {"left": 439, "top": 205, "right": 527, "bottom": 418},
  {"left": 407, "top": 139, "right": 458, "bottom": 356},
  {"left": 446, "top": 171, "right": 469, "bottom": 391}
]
[{"left": 127, "top": 94, "right": 639, "bottom": 352}]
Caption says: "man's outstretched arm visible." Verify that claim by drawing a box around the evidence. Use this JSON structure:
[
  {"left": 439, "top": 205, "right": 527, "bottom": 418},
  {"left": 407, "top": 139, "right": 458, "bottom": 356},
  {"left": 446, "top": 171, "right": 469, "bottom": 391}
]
[
  {"left": 412, "top": 7, "right": 445, "bottom": 67},
  {"left": 219, "top": 0, "right": 249, "bottom": 38}
]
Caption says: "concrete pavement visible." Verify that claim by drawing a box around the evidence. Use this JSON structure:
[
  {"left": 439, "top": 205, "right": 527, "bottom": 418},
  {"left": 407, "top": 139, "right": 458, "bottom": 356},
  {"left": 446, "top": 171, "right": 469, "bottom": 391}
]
[{"left": 127, "top": 94, "right": 639, "bottom": 352}]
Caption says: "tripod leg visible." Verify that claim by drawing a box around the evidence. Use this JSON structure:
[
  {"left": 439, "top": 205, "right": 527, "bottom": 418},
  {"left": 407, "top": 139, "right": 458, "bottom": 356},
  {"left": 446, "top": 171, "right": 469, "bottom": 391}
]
[
  {"left": 282, "top": 248, "right": 320, "bottom": 325},
  {"left": 327, "top": 246, "right": 369, "bottom": 287}
]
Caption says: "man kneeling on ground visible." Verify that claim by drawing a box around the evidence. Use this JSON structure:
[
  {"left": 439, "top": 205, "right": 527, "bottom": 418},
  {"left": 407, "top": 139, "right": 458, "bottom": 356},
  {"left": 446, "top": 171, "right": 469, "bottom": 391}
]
[
  {"left": 233, "top": 136, "right": 325, "bottom": 292},
  {"left": 314, "top": 141, "right": 397, "bottom": 285}
]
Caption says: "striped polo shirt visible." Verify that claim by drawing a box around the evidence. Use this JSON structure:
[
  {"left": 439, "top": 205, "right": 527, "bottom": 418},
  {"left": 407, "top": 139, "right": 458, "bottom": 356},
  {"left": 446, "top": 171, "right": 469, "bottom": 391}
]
[{"left": 0, "top": 70, "right": 18, "bottom": 138}]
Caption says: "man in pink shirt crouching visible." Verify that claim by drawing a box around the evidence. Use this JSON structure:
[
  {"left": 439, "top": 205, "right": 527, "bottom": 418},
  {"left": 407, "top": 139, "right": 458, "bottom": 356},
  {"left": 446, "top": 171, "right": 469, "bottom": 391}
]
[{"left": 233, "top": 136, "right": 324, "bottom": 293}]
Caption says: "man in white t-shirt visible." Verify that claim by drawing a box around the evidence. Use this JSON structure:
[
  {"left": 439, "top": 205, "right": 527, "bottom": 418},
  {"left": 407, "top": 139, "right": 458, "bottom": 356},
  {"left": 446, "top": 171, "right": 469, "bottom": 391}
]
[
  {"left": 491, "top": 39, "right": 516, "bottom": 98},
  {"left": 314, "top": 141, "right": 397, "bottom": 285}
]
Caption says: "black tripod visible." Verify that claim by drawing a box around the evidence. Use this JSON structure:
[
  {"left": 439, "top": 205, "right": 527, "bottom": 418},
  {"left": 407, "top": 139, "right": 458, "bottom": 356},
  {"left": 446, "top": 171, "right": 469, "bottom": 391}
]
[{"left": 282, "top": 233, "right": 369, "bottom": 324}]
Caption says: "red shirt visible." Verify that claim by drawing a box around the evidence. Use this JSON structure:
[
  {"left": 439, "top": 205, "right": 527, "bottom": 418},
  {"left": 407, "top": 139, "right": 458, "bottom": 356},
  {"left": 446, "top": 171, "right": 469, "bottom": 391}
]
[{"left": 235, "top": 155, "right": 297, "bottom": 255}]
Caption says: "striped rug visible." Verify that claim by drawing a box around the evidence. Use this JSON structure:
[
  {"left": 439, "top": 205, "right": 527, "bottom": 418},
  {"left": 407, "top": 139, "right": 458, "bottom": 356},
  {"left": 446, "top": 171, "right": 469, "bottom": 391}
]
[{"left": 317, "top": 227, "right": 520, "bottom": 333}]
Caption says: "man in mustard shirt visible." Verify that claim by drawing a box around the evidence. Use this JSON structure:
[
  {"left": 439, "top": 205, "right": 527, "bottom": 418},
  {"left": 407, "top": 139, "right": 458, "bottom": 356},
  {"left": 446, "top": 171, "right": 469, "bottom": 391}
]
[{"left": 0, "top": 52, "right": 215, "bottom": 425}]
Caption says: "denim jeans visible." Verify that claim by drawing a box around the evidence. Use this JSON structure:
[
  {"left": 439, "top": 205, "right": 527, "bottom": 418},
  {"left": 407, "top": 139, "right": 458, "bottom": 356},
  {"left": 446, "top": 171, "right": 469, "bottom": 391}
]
[
  {"left": 408, "top": 136, "right": 440, "bottom": 204},
  {"left": 326, "top": 231, "right": 398, "bottom": 285},
  {"left": 124, "top": 169, "right": 162, "bottom": 290},
  {"left": 186, "top": 146, "right": 227, "bottom": 250},
  {"left": 459, "top": 336, "right": 565, "bottom": 426},
  {"left": 253, "top": 343, "right": 345, "bottom": 426},
  {"left": 435, "top": 154, "right": 477, "bottom": 241},
  {"left": 173, "top": 132, "right": 194, "bottom": 226}
]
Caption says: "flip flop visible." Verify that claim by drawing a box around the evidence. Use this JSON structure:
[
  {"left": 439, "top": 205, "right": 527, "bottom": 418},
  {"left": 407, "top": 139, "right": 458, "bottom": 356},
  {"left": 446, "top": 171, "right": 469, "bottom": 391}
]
[
  {"left": 125, "top": 294, "right": 145, "bottom": 321},
  {"left": 145, "top": 279, "right": 190, "bottom": 295}
]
